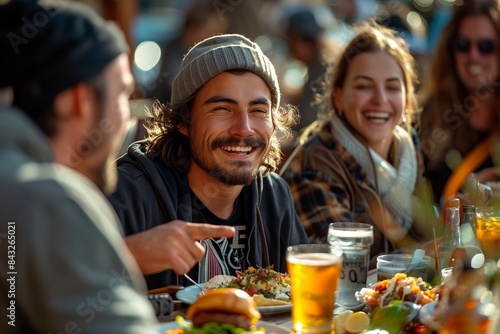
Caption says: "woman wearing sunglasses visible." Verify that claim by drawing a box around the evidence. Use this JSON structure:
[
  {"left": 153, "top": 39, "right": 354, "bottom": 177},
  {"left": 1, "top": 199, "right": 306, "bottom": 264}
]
[{"left": 418, "top": 0, "right": 500, "bottom": 205}]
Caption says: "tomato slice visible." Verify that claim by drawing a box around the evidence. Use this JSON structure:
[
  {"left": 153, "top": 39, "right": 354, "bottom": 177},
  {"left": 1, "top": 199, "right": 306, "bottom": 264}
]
[
  {"left": 258, "top": 269, "right": 265, "bottom": 280},
  {"left": 245, "top": 285, "right": 259, "bottom": 296}
]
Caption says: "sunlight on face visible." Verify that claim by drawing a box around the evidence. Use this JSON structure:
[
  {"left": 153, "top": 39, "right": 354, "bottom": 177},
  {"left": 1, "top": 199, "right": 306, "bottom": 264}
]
[
  {"left": 90, "top": 55, "right": 134, "bottom": 194},
  {"left": 183, "top": 71, "right": 274, "bottom": 186}
]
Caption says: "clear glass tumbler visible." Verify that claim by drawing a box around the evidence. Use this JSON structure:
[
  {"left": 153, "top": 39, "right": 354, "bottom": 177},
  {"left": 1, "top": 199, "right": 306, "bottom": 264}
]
[{"left": 328, "top": 222, "right": 373, "bottom": 310}]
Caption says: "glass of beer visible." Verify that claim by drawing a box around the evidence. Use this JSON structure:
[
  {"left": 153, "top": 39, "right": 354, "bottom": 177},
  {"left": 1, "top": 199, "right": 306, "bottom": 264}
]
[
  {"left": 475, "top": 206, "right": 500, "bottom": 260},
  {"left": 286, "top": 244, "right": 343, "bottom": 334}
]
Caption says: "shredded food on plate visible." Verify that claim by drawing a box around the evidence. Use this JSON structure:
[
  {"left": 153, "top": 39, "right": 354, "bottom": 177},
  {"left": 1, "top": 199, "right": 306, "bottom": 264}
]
[
  {"left": 357, "top": 273, "right": 437, "bottom": 311},
  {"left": 221, "top": 266, "right": 291, "bottom": 303}
]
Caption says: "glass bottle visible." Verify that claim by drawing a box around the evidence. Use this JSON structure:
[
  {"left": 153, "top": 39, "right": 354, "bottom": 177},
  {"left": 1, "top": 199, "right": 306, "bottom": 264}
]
[
  {"left": 461, "top": 205, "right": 477, "bottom": 245},
  {"left": 460, "top": 205, "right": 485, "bottom": 269},
  {"left": 439, "top": 198, "right": 462, "bottom": 271}
]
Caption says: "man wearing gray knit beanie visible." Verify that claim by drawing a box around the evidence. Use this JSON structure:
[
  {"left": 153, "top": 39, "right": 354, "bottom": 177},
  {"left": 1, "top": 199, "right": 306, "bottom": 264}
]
[{"left": 108, "top": 34, "right": 308, "bottom": 289}]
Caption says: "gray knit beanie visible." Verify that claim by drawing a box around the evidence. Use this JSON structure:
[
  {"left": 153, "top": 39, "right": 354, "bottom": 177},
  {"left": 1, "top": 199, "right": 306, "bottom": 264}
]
[{"left": 171, "top": 34, "right": 280, "bottom": 108}]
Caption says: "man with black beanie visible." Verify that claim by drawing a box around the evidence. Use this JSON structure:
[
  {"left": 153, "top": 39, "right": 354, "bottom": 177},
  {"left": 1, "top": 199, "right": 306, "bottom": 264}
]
[{"left": 0, "top": 1, "right": 159, "bottom": 332}]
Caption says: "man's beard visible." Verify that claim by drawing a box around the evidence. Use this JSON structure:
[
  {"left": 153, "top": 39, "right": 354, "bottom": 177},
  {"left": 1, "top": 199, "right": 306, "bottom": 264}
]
[
  {"left": 190, "top": 136, "right": 267, "bottom": 186},
  {"left": 95, "top": 155, "right": 118, "bottom": 195},
  {"left": 208, "top": 160, "right": 259, "bottom": 185},
  {"left": 88, "top": 113, "right": 126, "bottom": 195}
]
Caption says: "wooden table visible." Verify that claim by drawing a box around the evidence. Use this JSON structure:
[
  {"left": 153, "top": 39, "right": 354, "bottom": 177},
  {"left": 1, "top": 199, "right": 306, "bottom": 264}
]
[{"left": 162, "top": 302, "right": 294, "bottom": 330}]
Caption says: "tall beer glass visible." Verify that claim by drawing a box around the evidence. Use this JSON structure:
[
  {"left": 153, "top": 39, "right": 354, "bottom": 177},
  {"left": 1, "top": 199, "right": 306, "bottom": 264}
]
[{"left": 286, "top": 244, "right": 343, "bottom": 334}]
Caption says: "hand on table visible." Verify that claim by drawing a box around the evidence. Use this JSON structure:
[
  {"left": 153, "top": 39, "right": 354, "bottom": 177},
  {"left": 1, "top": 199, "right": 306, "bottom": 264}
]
[
  {"left": 475, "top": 167, "right": 500, "bottom": 183},
  {"left": 124, "top": 221, "right": 235, "bottom": 275}
]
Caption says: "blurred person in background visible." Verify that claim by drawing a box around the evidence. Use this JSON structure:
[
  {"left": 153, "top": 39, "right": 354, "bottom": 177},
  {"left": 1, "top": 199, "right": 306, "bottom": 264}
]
[
  {"left": 426, "top": 1, "right": 453, "bottom": 54},
  {"left": 331, "top": 0, "right": 377, "bottom": 25},
  {"left": 418, "top": 0, "right": 500, "bottom": 205},
  {"left": 69, "top": 0, "right": 138, "bottom": 65},
  {"left": 321, "top": 0, "right": 377, "bottom": 47},
  {"left": 0, "top": 1, "right": 158, "bottom": 332},
  {"left": 146, "top": 2, "right": 229, "bottom": 104},
  {"left": 282, "top": 21, "right": 434, "bottom": 264},
  {"left": 283, "top": 6, "right": 341, "bottom": 135}
]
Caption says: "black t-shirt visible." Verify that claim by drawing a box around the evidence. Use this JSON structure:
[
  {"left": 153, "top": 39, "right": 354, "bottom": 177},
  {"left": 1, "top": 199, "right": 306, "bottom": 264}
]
[{"left": 188, "top": 192, "right": 248, "bottom": 283}]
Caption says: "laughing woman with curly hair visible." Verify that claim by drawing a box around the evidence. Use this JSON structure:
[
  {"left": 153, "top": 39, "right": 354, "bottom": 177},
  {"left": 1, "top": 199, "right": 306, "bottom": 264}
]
[{"left": 282, "top": 21, "right": 433, "bottom": 262}]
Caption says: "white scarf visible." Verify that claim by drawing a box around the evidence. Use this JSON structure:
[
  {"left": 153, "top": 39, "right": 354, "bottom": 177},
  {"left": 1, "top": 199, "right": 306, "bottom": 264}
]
[{"left": 331, "top": 113, "right": 417, "bottom": 230}]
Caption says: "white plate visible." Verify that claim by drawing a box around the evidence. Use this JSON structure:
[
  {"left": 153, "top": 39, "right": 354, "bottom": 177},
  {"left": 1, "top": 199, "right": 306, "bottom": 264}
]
[
  {"left": 256, "top": 303, "right": 292, "bottom": 316},
  {"left": 175, "top": 284, "right": 292, "bottom": 315},
  {"left": 158, "top": 320, "right": 291, "bottom": 333}
]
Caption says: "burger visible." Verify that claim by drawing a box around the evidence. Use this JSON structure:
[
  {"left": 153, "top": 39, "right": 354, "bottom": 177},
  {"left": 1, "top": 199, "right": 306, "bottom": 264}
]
[{"left": 166, "top": 288, "right": 263, "bottom": 333}]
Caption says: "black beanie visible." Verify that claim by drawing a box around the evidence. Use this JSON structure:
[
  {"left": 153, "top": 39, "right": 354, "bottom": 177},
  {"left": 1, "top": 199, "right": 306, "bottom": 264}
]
[{"left": 0, "top": 0, "right": 128, "bottom": 113}]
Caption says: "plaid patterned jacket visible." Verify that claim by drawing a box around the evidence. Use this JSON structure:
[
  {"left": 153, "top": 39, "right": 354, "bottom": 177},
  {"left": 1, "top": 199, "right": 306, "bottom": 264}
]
[{"left": 281, "top": 121, "right": 427, "bottom": 260}]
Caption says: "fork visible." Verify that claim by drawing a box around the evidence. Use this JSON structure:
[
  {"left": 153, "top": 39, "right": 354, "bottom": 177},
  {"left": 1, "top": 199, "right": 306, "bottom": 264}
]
[{"left": 183, "top": 274, "right": 205, "bottom": 295}]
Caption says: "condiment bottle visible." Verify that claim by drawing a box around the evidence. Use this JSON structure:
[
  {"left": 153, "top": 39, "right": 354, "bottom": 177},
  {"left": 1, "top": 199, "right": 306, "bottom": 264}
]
[{"left": 439, "top": 199, "right": 461, "bottom": 271}]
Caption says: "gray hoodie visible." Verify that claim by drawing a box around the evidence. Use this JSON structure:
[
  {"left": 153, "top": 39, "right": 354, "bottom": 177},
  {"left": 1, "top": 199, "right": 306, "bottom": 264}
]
[{"left": 0, "top": 107, "right": 157, "bottom": 334}]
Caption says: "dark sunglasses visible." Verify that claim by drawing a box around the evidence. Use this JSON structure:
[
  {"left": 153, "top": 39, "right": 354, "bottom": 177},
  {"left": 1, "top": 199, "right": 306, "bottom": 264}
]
[{"left": 456, "top": 36, "right": 496, "bottom": 55}]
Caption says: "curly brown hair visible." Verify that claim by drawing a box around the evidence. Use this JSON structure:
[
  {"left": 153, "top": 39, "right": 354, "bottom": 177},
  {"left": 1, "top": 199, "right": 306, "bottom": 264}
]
[
  {"left": 144, "top": 69, "right": 299, "bottom": 176},
  {"left": 329, "top": 20, "right": 419, "bottom": 131}
]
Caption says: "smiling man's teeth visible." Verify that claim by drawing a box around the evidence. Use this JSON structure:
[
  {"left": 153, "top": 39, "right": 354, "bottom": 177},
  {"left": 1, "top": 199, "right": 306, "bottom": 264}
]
[{"left": 221, "top": 146, "right": 252, "bottom": 153}]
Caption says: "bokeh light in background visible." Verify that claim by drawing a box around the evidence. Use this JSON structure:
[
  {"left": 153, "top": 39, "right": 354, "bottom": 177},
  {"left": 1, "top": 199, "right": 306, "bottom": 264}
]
[
  {"left": 407, "top": 10, "right": 423, "bottom": 30},
  {"left": 437, "top": 0, "right": 456, "bottom": 7},
  {"left": 130, "top": 1, "right": 458, "bottom": 92},
  {"left": 134, "top": 41, "right": 161, "bottom": 72},
  {"left": 255, "top": 35, "right": 273, "bottom": 54},
  {"left": 413, "top": 0, "right": 434, "bottom": 12},
  {"left": 413, "top": 0, "right": 455, "bottom": 12},
  {"left": 133, "top": 41, "right": 162, "bottom": 89},
  {"left": 283, "top": 60, "right": 308, "bottom": 91}
]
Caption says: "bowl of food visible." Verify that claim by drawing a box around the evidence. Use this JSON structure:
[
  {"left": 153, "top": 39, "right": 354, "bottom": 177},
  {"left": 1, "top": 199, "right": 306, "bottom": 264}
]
[{"left": 356, "top": 273, "right": 437, "bottom": 312}]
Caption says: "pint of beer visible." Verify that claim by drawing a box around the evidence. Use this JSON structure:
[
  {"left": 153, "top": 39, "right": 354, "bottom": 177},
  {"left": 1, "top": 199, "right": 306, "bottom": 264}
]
[{"left": 286, "top": 244, "right": 343, "bottom": 334}]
